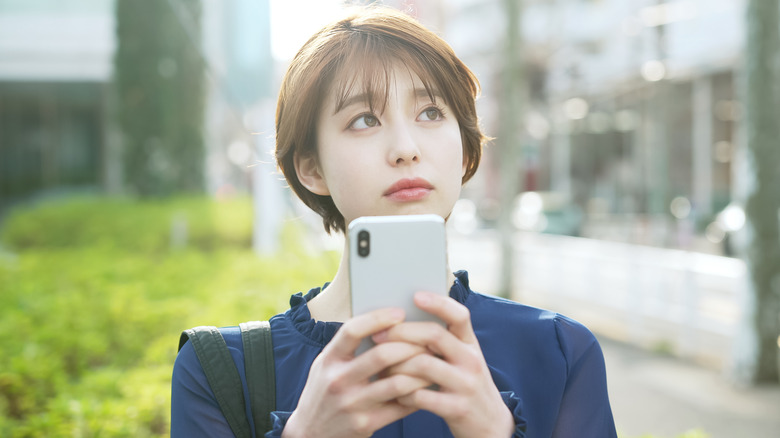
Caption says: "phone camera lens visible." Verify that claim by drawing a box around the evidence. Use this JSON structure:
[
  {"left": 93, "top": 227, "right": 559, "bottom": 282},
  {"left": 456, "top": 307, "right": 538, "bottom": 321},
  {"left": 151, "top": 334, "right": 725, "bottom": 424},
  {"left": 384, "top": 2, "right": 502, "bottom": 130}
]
[{"left": 357, "top": 230, "right": 370, "bottom": 257}]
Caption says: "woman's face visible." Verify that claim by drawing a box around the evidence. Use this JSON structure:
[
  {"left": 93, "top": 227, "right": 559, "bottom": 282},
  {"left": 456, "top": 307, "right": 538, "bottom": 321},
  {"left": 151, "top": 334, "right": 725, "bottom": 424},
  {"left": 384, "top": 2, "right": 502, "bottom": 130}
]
[{"left": 297, "top": 66, "right": 465, "bottom": 228}]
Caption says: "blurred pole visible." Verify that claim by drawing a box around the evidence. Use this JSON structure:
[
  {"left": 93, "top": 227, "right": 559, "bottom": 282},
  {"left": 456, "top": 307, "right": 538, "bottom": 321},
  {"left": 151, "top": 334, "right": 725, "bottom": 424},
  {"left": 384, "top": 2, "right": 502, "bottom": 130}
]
[
  {"left": 220, "top": 0, "right": 283, "bottom": 255},
  {"left": 550, "top": 112, "right": 571, "bottom": 197},
  {"left": 733, "top": 0, "right": 780, "bottom": 384},
  {"left": 549, "top": 0, "right": 578, "bottom": 204},
  {"left": 692, "top": 75, "right": 713, "bottom": 220},
  {"left": 497, "top": 0, "right": 525, "bottom": 299},
  {"left": 649, "top": 0, "right": 669, "bottom": 243},
  {"left": 549, "top": 1, "right": 570, "bottom": 200},
  {"left": 252, "top": 102, "right": 283, "bottom": 255}
]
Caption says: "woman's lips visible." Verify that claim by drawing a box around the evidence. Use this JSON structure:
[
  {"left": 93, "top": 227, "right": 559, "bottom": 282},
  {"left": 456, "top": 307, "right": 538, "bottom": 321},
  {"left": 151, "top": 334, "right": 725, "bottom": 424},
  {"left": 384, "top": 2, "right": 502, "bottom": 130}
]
[
  {"left": 386, "top": 187, "right": 431, "bottom": 201},
  {"left": 383, "top": 178, "right": 433, "bottom": 202}
]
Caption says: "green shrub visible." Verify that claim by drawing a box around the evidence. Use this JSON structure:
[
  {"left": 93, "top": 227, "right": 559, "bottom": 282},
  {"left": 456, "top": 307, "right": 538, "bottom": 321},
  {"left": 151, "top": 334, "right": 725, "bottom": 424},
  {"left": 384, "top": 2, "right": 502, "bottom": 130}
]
[
  {"left": 0, "top": 196, "right": 339, "bottom": 437},
  {"left": 0, "top": 195, "right": 254, "bottom": 253}
]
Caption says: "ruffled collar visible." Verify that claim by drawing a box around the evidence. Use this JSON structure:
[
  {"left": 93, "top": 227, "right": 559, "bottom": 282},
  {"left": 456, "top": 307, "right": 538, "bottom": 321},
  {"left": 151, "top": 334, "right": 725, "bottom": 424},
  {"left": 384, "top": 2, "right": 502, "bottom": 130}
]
[{"left": 284, "top": 270, "right": 473, "bottom": 346}]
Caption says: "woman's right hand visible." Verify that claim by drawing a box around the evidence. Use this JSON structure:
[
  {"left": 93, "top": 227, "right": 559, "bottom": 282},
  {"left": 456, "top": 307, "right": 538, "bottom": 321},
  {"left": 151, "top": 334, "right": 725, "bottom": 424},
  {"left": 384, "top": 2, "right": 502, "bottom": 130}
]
[{"left": 281, "top": 308, "right": 431, "bottom": 438}]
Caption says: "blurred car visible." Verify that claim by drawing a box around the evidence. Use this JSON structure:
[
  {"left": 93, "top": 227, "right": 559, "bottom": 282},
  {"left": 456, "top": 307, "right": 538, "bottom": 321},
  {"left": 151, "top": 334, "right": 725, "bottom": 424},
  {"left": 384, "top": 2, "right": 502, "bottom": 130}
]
[
  {"left": 704, "top": 202, "right": 745, "bottom": 256},
  {"left": 512, "top": 191, "right": 583, "bottom": 236}
]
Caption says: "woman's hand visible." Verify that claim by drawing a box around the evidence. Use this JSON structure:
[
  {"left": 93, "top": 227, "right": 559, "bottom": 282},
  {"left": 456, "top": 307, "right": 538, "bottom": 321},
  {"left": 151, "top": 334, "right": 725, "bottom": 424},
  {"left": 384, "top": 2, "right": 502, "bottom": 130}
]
[
  {"left": 282, "top": 308, "right": 432, "bottom": 438},
  {"left": 372, "top": 292, "right": 516, "bottom": 438}
]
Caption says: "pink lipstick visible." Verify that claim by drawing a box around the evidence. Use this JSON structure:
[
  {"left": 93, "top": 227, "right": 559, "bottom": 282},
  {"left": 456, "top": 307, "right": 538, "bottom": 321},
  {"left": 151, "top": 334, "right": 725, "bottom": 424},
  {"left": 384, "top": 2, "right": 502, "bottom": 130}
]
[{"left": 383, "top": 178, "right": 433, "bottom": 202}]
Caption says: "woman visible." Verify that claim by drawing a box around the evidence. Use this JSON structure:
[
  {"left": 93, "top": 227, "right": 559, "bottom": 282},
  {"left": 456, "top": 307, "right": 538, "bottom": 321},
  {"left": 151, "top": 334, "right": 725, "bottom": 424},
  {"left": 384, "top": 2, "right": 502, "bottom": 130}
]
[{"left": 172, "top": 7, "right": 617, "bottom": 438}]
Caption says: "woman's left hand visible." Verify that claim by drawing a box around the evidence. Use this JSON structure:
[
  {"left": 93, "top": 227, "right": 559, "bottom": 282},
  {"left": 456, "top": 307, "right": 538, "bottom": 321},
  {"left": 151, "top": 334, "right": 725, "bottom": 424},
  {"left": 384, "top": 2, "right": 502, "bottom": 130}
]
[{"left": 371, "top": 292, "right": 515, "bottom": 438}]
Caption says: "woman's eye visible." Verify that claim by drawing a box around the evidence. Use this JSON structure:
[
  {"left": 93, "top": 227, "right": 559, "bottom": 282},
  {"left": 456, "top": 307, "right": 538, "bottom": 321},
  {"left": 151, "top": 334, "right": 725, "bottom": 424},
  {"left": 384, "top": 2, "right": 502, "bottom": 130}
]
[
  {"left": 350, "top": 114, "right": 379, "bottom": 130},
  {"left": 419, "top": 107, "right": 443, "bottom": 121}
]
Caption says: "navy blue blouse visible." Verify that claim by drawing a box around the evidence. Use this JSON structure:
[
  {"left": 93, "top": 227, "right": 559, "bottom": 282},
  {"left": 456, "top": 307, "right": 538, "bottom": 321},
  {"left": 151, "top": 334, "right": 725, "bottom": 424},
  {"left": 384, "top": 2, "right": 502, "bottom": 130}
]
[{"left": 171, "top": 271, "right": 617, "bottom": 437}]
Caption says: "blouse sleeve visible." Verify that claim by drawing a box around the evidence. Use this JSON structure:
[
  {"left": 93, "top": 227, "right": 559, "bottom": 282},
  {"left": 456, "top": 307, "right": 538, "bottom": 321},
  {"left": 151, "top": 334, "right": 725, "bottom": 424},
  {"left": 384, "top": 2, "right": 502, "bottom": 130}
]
[
  {"left": 500, "top": 391, "right": 528, "bottom": 437},
  {"left": 551, "top": 315, "right": 618, "bottom": 438},
  {"left": 170, "top": 341, "right": 236, "bottom": 438}
]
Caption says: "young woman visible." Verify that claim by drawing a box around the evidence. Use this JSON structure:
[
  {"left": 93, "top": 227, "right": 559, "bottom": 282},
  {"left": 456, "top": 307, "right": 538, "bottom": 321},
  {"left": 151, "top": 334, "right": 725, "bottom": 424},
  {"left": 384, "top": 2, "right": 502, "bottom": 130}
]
[{"left": 172, "top": 7, "right": 617, "bottom": 438}]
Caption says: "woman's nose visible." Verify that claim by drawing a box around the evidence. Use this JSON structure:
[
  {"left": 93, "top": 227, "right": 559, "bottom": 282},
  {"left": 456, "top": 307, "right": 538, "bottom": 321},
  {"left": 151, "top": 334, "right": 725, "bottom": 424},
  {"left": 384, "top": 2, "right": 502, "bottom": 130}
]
[{"left": 387, "top": 120, "right": 420, "bottom": 165}]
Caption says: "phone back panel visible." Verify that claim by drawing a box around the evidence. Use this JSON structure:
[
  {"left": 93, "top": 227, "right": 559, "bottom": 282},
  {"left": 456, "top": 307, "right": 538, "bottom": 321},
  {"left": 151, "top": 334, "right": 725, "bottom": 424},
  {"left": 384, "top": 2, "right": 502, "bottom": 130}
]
[{"left": 348, "top": 215, "right": 448, "bottom": 323}]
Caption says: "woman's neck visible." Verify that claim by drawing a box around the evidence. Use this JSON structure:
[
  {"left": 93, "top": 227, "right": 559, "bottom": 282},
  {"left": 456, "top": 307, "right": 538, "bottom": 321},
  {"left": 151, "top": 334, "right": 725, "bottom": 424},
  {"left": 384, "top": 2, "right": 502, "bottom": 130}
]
[
  {"left": 307, "top": 241, "right": 352, "bottom": 322},
  {"left": 307, "top": 235, "right": 457, "bottom": 323}
]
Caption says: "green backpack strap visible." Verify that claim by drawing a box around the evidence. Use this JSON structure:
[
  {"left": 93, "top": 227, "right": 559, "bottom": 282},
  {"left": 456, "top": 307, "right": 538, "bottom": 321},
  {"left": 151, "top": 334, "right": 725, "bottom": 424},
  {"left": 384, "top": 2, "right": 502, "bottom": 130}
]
[
  {"left": 179, "top": 326, "right": 252, "bottom": 438},
  {"left": 239, "top": 321, "right": 276, "bottom": 435}
]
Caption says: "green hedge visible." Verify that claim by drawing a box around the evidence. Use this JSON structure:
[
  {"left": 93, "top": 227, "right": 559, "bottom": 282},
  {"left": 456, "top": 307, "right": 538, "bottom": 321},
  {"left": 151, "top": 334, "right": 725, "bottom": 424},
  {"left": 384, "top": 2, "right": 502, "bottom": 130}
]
[
  {"left": 0, "top": 196, "right": 254, "bottom": 253},
  {"left": 0, "top": 196, "right": 338, "bottom": 437}
]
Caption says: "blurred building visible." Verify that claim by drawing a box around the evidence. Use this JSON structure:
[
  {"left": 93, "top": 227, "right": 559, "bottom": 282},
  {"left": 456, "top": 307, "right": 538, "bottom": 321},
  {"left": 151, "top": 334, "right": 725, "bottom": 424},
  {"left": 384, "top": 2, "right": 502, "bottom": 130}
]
[
  {"left": 532, "top": 0, "right": 743, "bottom": 256},
  {"left": 410, "top": 0, "right": 744, "bottom": 256},
  {"left": 0, "top": 1, "right": 115, "bottom": 211},
  {"left": 0, "top": 0, "right": 273, "bottom": 215}
]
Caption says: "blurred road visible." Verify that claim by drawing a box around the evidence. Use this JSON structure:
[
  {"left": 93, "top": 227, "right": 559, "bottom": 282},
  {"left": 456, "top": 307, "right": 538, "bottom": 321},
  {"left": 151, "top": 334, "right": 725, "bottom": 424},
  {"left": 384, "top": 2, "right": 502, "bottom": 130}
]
[
  {"left": 601, "top": 336, "right": 780, "bottom": 438},
  {"left": 447, "top": 229, "right": 780, "bottom": 437}
]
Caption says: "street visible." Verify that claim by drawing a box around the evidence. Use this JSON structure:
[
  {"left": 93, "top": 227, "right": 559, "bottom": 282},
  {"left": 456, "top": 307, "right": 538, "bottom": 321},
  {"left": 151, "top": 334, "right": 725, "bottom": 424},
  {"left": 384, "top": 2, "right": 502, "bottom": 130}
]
[{"left": 601, "top": 336, "right": 780, "bottom": 437}]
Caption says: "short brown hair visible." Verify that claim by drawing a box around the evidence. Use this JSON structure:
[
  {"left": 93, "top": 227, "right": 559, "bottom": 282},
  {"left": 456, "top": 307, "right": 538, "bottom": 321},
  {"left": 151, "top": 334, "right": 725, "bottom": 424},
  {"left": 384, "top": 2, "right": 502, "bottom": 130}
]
[{"left": 275, "top": 7, "right": 486, "bottom": 233}]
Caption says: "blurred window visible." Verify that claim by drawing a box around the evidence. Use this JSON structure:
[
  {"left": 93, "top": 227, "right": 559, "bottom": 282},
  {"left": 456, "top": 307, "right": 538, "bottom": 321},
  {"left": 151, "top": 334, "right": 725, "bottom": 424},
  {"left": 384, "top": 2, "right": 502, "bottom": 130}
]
[{"left": 0, "top": 82, "right": 102, "bottom": 204}]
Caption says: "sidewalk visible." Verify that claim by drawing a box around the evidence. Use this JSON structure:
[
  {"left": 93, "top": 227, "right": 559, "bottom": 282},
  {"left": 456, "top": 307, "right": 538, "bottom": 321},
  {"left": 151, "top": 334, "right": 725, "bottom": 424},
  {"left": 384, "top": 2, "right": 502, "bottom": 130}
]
[{"left": 600, "top": 336, "right": 780, "bottom": 438}]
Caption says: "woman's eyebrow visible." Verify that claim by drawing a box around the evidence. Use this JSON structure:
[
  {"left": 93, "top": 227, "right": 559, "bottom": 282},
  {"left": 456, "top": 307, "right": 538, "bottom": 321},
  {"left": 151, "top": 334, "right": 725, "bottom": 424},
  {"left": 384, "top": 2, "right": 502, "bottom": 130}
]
[
  {"left": 413, "top": 87, "right": 441, "bottom": 102},
  {"left": 334, "top": 87, "right": 442, "bottom": 115},
  {"left": 335, "top": 92, "right": 372, "bottom": 114}
]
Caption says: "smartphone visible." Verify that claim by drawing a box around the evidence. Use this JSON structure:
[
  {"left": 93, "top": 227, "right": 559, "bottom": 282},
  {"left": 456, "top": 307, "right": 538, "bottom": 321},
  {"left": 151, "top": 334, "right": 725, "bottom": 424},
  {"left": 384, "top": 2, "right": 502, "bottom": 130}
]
[{"left": 348, "top": 214, "right": 448, "bottom": 355}]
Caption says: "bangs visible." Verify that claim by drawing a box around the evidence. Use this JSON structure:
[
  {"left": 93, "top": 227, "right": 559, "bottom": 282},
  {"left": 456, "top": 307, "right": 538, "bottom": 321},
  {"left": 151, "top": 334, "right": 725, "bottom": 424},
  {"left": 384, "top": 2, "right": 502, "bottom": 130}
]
[{"left": 328, "top": 33, "right": 448, "bottom": 115}]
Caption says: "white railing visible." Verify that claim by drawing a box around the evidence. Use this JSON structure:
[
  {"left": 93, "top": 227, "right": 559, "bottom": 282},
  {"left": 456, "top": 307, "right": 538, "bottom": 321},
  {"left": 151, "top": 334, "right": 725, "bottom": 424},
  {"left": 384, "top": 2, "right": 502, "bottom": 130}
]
[{"left": 448, "top": 230, "right": 747, "bottom": 369}]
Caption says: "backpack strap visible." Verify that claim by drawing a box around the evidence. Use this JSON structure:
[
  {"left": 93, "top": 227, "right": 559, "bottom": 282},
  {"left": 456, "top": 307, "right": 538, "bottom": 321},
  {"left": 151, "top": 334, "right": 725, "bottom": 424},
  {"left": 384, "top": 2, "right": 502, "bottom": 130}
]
[
  {"left": 240, "top": 321, "right": 276, "bottom": 435},
  {"left": 179, "top": 326, "right": 252, "bottom": 438}
]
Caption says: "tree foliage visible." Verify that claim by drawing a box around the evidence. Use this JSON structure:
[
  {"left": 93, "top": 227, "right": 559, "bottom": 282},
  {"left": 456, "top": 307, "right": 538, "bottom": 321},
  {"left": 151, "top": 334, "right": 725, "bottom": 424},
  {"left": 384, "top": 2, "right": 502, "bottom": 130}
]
[
  {"left": 740, "top": 0, "right": 780, "bottom": 383},
  {"left": 114, "top": 0, "right": 206, "bottom": 196}
]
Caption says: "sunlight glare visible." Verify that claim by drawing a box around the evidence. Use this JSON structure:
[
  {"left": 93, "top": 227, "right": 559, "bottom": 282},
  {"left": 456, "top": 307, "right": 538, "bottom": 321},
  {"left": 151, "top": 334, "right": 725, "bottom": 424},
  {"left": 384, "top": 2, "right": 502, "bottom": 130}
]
[{"left": 269, "top": 0, "right": 345, "bottom": 61}]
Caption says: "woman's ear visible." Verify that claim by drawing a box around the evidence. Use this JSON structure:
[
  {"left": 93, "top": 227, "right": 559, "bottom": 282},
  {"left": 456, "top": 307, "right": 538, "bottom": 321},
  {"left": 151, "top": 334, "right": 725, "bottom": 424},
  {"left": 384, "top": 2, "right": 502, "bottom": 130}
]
[{"left": 294, "top": 152, "right": 330, "bottom": 196}]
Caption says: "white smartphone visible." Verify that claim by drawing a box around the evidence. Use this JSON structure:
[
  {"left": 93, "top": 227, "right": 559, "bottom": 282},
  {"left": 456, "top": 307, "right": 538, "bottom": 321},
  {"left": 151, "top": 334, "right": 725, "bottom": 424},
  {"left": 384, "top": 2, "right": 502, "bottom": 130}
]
[{"left": 348, "top": 214, "right": 449, "bottom": 354}]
